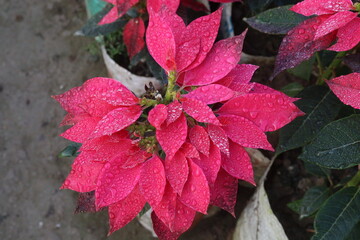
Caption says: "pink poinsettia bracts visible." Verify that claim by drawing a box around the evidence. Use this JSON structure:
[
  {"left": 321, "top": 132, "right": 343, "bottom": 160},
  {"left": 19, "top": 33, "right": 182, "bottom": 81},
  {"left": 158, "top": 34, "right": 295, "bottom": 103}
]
[
  {"left": 273, "top": 0, "right": 360, "bottom": 77},
  {"left": 98, "top": 0, "right": 180, "bottom": 25},
  {"left": 52, "top": 77, "right": 141, "bottom": 142},
  {"left": 54, "top": 5, "right": 303, "bottom": 240},
  {"left": 326, "top": 72, "right": 360, "bottom": 109},
  {"left": 144, "top": 6, "right": 303, "bottom": 239}
]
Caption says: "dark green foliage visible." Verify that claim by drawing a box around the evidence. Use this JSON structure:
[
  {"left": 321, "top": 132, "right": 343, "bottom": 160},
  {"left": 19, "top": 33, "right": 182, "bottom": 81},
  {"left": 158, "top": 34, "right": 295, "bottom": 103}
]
[
  {"left": 299, "top": 186, "right": 330, "bottom": 219},
  {"left": 77, "top": 4, "right": 127, "bottom": 37},
  {"left": 277, "top": 86, "right": 342, "bottom": 154},
  {"left": 58, "top": 143, "right": 81, "bottom": 158},
  {"left": 244, "top": 5, "right": 308, "bottom": 34},
  {"left": 312, "top": 187, "right": 360, "bottom": 240},
  {"left": 301, "top": 115, "right": 360, "bottom": 169}
]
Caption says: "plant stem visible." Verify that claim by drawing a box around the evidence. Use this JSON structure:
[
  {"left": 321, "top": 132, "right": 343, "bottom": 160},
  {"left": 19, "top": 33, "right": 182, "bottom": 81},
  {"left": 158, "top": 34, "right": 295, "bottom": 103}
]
[
  {"left": 315, "top": 52, "right": 323, "bottom": 76},
  {"left": 316, "top": 51, "right": 347, "bottom": 85},
  {"left": 346, "top": 170, "right": 360, "bottom": 187},
  {"left": 139, "top": 98, "right": 158, "bottom": 107},
  {"left": 165, "top": 71, "right": 176, "bottom": 102}
]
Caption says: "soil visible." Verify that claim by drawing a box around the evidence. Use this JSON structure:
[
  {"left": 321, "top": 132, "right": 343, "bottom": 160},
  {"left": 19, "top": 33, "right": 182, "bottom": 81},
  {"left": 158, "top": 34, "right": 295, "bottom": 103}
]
[
  {"left": 0, "top": 1, "right": 312, "bottom": 239},
  {"left": 0, "top": 0, "right": 151, "bottom": 239}
]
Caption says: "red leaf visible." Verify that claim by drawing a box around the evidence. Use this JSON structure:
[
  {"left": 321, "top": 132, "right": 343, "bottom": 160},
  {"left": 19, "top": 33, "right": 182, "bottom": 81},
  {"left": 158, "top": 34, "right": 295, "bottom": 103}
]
[
  {"left": 80, "top": 134, "right": 132, "bottom": 162},
  {"left": 222, "top": 140, "right": 255, "bottom": 185},
  {"left": 272, "top": 16, "right": 335, "bottom": 78},
  {"left": 153, "top": 184, "right": 177, "bottom": 230},
  {"left": 123, "top": 18, "right": 145, "bottom": 58},
  {"left": 179, "top": 160, "right": 210, "bottom": 214},
  {"left": 207, "top": 124, "right": 230, "bottom": 156},
  {"left": 251, "top": 83, "right": 297, "bottom": 102},
  {"left": 98, "top": 6, "right": 119, "bottom": 25},
  {"left": 59, "top": 113, "right": 76, "bottom": 126},
  {"left": 91, "top": 105, "right": 142, "bottom": 138},
  {"left": 314, "top": 11, "right": 357, "bottom": 40},
  {"left": 60, "top": 115, "right": 99, "bottom": 143},
  {"left": 158, "top": 6, "right": 186, "bottom": 40},
  {"left": 146, "top": 10, "right": 176, "bottom": 71},
  {"left": 328, "top": 18, "right": 360, "bottom": 52},
  {"left": 218, "top": 115, "right": 274, "bottom": 151},
  {"left": 181, "top": 97, "right": 220, "bottom": 125},
  {"left": 184, "top": 31, "right": 246, "bottom": 86},
  {"left": 177, "top": 8, "right": 222, "bottom": 71},
  {"left": 79, "top": 98, "right": 119, "bottom": 118},
  {"left": 147, "top": 0, "right": 180, "bottom": 12},
  {"left": 108, "top": 185, "right": 146, "bottom": 234},
  {"left": 326, "top": 73, "right": 360, "bottom": 109},
  {"left": 210, "top": 168, "right": 238, "bottom": 216},
  {"left": 180, "top": 142, "right": 200, "bottom": 159},
  {"left": 165, "top": 152, "right": 189, "bottom": 195},
  {"left": 172, "top": 199, "right": 196, "bottom": 232},
  {"left": 99, "top": 0, "right": 140, "bottom": 25},
  {"left": 218, "top": 93, "right": 304, "bottom": 132},
  {"left": 166, "top": 101, "right": 183, "bottom": 124},
  {"left": 95, "top": 160, "right": 141, "bottom": 209},
  {"left": 189, "top": 125, "right": 210, "bottom": 156},
  {"left": 157, "top": 113, "right": 187, "bottom": 158},
  {"left": 148, "top": 104, "right": 168, "bottom": 129},
  {"left": 175, "top": 37, "right": 201, "bottom": 72},
  {"left": 139, "top": 155, "right": 166, "bottom": 207},
  {"left": 225, "top": 64, "right": 259, "bottom": 85},
  {"left": 121, "top": 146, "right": 151, "bottom": 168},
  {"left": 151, "top": 199, "right": 195, "bottom": 239},
  {"left": 192, "top": 142, "right": 221, "bottom": 184},
  {"left": 61, "top": 153, "right": 104, "bottom": 192},
  {"left": 82, "top": 77, "right": 139, "bottom": 106},
  {"left": 52, "top": 86, "right": 86, "bottom": 115},
  {"left": 290, "top": 0, "right": 353, "bottom": 16},
  {"left": 183, "top": 84, "right": 234, "bottom": 104},
  {"left": 53, "top": 78, "right": 138, "bottom": 118},
  {"left": 151, "top": 211, "right": 181, "bottom": 240}
]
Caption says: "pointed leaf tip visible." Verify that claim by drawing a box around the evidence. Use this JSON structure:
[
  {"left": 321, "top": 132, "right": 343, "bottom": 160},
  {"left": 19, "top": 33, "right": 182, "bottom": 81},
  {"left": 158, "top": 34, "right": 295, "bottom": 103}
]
[
  {"left": 179, "top": 160, "right": 210, "bottom": 214},
  {"left": 148, "top": 104, "right": 168, "bottom": 129},
  {"left": 189, "top": 125, "right": 210, "bottom": 156},
  {"left": 327, "top": 73, "right": 360, "bottom": 109},
  {"left": 139, "top": 155, "right": 166, "bottom": 208}
]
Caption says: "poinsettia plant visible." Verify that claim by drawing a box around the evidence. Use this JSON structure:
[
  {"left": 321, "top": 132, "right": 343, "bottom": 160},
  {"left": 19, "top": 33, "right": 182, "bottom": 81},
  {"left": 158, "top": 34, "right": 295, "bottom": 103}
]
[
  {"left": 245, "top": 0, "right": 360, "bottom": 239},
  {"left": 54, "top": 0, "right": 360, "bottom": 239}
]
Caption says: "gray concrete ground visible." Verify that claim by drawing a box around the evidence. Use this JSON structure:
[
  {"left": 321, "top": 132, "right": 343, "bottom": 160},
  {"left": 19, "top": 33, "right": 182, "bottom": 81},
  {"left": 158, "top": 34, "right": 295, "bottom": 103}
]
[{"left": 0, "top": 0, "right": 153, "bottom": 239}]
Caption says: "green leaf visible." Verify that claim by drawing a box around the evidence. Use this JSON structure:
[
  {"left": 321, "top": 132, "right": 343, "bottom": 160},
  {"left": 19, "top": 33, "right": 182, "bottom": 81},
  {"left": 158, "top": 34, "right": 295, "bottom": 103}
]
[
  {"left": 301, "top": 115, "right": 360, "bottom": 169},
  {"left": 300, "top": 186, "right": 330, "bottom": 219},
  {"left": 58, "top": 143, "right": 81, "bottom": 158},
  {"left": 287, "top": 56, "right": 315, "bottom": 81},
  {"left": 312, "top": 187, "right": 360, "bottom": 240},
  {"left": 138, "top": 203, "right": 151, "bottom": 217},
  {"left": 144, "top": 48, "right": 163, "bottom": 80},
  {"left": 304, "top": 161, "right": 330, "bottom": 177},
  {"left": 287, "top": 199, "right": 302, "bottom": 214},
  {"left": 76, "top": 4, "right": 127, "bottom": 37},
  {"left": 244, "top": 5, "right": 308, "bottom": 35},
  {"left": 246, "top": 0, "right": 273, "bottom": 14},
  {"left": 281, "top": 82, "right": 304, "bottom": 97},
  {"left": 277, "top": 86, "right": 342, "bottom": 154},
  {"left": 85, "top": 0, "right": 107, "bottom": 18},
  {"left": 345, "top": 222, "right": 360, "bottom": 240}
]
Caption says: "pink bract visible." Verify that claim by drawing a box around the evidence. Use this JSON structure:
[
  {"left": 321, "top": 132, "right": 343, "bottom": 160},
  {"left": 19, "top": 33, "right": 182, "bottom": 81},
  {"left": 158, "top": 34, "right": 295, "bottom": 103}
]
[
  {"left": 274, "top": 0, "right": 360, "bottom": 77},
  {"left": 55, "top": 5, "right": 304, "bottom": 240},
  {"left": 327, "top": 73, "right": 360, "bottom": 109},
  {"left": 99, "top": 0, "right": 180, "bottom": 25}
]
